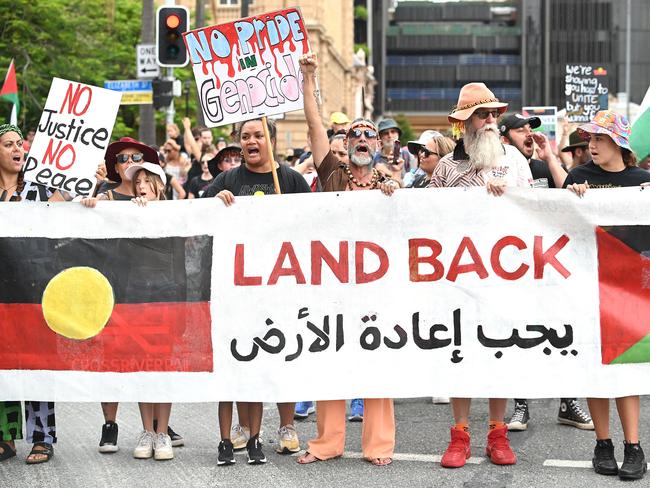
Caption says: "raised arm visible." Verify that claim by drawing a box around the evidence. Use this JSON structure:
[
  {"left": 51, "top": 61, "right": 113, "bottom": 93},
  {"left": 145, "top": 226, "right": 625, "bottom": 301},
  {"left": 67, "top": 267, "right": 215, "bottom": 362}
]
[
  {"left": 298, "top": 53, "right": 330, "bottom": 167},
  {"left": 182, "top": 117, "right": 202, "bottom": 162}
]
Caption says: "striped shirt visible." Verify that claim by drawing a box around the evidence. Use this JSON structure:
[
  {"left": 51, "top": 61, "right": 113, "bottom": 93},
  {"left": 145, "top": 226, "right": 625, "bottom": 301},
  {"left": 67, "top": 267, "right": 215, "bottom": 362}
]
[{"left": 427, "top": 139, "right": 533, "bottom": 189}]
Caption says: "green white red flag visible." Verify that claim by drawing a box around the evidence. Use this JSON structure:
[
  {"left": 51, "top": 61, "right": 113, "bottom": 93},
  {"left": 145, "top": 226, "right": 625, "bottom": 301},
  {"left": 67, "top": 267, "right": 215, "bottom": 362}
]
[{"left": 0, "top": 59, "right": 19, "bottom": 125}]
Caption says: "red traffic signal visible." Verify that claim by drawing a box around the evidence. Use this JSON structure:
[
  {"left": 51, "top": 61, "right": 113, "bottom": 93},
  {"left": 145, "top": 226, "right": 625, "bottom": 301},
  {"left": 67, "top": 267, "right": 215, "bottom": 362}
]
[{"left": 156, "top": 6, "right": 189, "bottom": 67}]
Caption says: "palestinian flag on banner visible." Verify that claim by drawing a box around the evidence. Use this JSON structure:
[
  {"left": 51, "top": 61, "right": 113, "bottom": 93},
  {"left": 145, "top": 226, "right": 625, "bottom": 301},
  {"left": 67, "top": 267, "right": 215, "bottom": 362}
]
[
  {"left": 597, "top": 225, "right": 650, "bottom": 364},
  {"left": 0, "top": 59, "right": 19, "bottom": 124},
  {"left": 0, "top": 236, "right": 213, "bottom": 372},
  {"left": 630, "top": 85, "right": 650, "bottom": 161}
]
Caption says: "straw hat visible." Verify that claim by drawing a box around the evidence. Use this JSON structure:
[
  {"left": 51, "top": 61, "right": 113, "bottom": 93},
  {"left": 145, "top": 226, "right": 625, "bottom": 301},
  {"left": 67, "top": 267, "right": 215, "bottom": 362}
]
[{"left": 448, "top": 83, "right": 508, "bottom": 123}]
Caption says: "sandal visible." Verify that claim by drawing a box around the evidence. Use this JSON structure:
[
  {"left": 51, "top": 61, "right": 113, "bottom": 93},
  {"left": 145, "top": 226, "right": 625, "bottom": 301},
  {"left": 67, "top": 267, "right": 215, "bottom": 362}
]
[
  {"left": 25, "top": 442, "right": 53, "bottom": 464},
  {"left": 367, "top": 457, "right": 392, "bottom": 466},
  {"left": 297, "top": 451, "right": 322, "bottom": 464},
  {"left": 0, "top": 441, "right": 16, "bottom": 462}
]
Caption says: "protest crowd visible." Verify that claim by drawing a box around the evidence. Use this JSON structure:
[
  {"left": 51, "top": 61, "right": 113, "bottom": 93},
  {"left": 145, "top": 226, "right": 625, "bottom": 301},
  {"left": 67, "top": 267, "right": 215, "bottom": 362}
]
[{"left": 2, "top": 45, "right": 650, "bottom": 482}]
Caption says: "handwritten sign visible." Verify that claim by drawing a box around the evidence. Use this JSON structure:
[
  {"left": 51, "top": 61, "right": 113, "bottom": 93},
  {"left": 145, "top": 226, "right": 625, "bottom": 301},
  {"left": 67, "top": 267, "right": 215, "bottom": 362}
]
[
  {"left": 24, "top": 78, "right": 121, "bottom": 196},
  {"left": 565, "top": 64, "right": 608, "bottom": 122},
  {"left": 182, "top": 8, "right": 310, "bottom": 128},
  {"left": 2, "top": 189, "right": 650, "bottom": 402}
]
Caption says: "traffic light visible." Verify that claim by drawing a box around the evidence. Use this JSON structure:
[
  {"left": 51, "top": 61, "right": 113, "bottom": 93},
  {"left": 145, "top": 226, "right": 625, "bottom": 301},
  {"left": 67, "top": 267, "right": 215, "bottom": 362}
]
[
  {"left": 156, "top": 6, "right": 190, "bottom": 67},
  {"left": 152, "top": 79, "right": 174, "bottom": 109}
]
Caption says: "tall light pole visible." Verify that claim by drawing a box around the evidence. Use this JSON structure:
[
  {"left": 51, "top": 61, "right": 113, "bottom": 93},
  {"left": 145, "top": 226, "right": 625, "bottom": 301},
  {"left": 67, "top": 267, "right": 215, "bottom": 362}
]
[{"left": 626, "top": 0, "right": 631, "bottom": 119}]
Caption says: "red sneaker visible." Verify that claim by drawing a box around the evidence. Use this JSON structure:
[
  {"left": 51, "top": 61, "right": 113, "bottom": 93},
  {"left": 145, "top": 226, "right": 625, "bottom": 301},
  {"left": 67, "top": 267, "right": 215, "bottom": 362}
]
[
  {"left": 441, "top": 427, "right": 471, "bottom": 468},
  {"left": 486, "top": 425, "right": 517, "bottom": 465}
]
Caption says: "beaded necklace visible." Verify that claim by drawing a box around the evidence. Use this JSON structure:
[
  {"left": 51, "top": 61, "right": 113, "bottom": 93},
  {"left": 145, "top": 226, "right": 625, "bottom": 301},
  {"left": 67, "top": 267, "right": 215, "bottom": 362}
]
[{"left": 345, "top": 164, "right": 380, "bottom": 189}]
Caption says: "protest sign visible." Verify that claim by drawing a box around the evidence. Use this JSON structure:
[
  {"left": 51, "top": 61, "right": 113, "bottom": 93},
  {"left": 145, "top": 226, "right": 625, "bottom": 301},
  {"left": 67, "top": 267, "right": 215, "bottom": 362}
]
[
  {"left": 2, "top": 189, "right": 650, "bottom": 402},
  {"left": 565, "top": 64, "right": 608, "bottom": 122},
  {"left": 182, "top": 8, "right": 310, "bottom": 128},
  {"left": 24, "top": 78, "right": 121, "bottom": 197}
]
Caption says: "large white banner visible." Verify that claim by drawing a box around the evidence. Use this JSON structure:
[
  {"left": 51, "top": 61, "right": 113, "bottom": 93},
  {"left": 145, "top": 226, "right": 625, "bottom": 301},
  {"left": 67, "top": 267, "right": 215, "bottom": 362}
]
[{"left": 1, "top": 188, "right": 650, "bottom": 402}]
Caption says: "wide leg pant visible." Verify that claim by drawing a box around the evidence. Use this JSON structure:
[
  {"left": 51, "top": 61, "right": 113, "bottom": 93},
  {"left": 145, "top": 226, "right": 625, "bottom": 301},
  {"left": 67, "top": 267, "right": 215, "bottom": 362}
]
[
  {"left": 0, "top": 401, "right": 56, "bottom": 444},
  {"left": 307, "top": 398, "right": 395, "bottom": 460}
]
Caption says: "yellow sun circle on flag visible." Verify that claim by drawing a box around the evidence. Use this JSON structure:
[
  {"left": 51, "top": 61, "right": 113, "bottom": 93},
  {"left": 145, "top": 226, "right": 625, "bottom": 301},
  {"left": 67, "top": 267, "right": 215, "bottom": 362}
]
[{"left": 41, "top": 267, "right": 114, "bottom": 340}]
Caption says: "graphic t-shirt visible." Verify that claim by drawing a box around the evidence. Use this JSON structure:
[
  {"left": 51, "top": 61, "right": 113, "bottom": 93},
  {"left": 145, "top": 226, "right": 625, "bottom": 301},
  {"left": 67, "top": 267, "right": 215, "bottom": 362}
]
[
  {"left": 5, "top": 181, "right": 52, "bottom": 202},
  {"left": 563, "top": 161, "right": 650, "bottom": 188},
  {"left": 202, "top": 163, "right": 311, "bottom": 197},
  {"left": 187, "top": 175, "right": 214, "bottom": 198}
]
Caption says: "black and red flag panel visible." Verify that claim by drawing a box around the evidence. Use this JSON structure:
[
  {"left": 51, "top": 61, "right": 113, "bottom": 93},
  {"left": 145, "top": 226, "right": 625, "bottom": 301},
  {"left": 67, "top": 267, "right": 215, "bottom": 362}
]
[
  {"left": 597, "top": 225, "right": 650, "bottom": 364},
  {"left": 0, "top": 236, "right": 213, "bottom": 372}
]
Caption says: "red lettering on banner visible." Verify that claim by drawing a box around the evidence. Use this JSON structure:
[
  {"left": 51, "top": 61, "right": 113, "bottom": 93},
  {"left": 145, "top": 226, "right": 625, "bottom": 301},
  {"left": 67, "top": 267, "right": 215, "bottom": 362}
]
[
  {"left": 268, "top": 242, "right": 306, "bottom": 285},
  {"left": 446, "top": 237, "right": 488, "bottom": 282},
  {"left": 311, "top": 241, "right": 349, "bottom": 285},
  {"left": 234, "top": 243, "right": 262, "bottom": 286},
  {"left": 355, "top": 241, "right": 389, "bottom": 284},
  {"left": 59, "top": 83, "right": 92, "bottom": 116},
  {"left": 534, "top": 234, "right": 571, "bottom": 279},
  {"left": 490, "top": 236, "right": 529, "bottom": 280},
  {"left": 409, "top": 238, "right": 444, "bottom": 282},
  {"left": 42, "top": 138, "right": 76, "bottom": 170}
]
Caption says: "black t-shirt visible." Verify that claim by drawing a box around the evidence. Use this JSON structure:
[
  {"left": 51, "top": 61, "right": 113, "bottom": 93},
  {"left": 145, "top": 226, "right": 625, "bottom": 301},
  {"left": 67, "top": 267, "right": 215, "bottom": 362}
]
[
  {"left": 187, "top": 175, "right": 214, "bottom": 198},
  {"left": 202, "top": 163, "right": 311, "bottom": 197},
  {"left": 529, "top": 158, "right": 556, "bottom": 189},
  {"left": 563, "top": 161, "right": 650, "bottom": 188},
  {"left": 96, "top": 181, "right": 132, "bottom": 201}
]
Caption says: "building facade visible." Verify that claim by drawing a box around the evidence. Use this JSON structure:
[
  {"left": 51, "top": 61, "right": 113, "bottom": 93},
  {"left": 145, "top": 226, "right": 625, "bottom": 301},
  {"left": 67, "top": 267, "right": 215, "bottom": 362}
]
[{"left": 377, "top": 0, "right": 650, "bottom": 133}]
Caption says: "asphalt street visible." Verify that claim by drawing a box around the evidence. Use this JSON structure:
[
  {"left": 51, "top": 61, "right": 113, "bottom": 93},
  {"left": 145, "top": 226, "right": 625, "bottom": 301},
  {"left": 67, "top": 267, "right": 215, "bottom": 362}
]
[{"left": 2, "top": 397, "right": 649, "bottom": 487}]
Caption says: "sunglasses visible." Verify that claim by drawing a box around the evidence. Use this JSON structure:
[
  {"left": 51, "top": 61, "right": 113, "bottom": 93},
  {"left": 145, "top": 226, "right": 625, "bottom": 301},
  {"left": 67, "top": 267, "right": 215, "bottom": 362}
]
[
  {"left": 347, "top": 128, "right": 377, "bottom": 139},
  {"left": 116, "top": 153, "right": 144, "bottom": 164},
  {"left": 419, "top": 148, "right": 439, "bottom": 158},
  {"left": 474, "top": 110, "right": 500, "bottom": 120}
]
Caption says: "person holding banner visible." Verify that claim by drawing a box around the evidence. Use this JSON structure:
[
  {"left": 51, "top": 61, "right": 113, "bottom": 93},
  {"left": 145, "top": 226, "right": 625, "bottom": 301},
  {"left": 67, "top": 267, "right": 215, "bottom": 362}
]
[
  {"left": 83, "top": 137, "right": 184, "bottom": 453},
  {"left": 426, "top": 83, "right": 532, "bottom": 468},
  {"left": 297, "top": 52, "right": 397, "bottom": 467},
  {"left": 203, "top": 117, "right": 309, "bottom": 465},
  {"left": 0, "top": 123, "right": 57, "bottom": 464},
  {"left": 565, "top": 110, "right": 649, "bottom": 480}
]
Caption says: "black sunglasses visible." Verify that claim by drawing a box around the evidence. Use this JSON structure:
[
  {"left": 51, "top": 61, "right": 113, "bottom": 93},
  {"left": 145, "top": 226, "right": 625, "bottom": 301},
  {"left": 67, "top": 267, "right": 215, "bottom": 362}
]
[
  {"left": 116, "top": 153, "right": 144, "bottom": 164},
  {"left": 347, "top": 128, "right": 377, "bottom": 139},
  {"left": 419, "top": 148, "right": 439, "bottom": 158},
  {"left": 474, "top": 110, "right": 500, "bottom": 120}
]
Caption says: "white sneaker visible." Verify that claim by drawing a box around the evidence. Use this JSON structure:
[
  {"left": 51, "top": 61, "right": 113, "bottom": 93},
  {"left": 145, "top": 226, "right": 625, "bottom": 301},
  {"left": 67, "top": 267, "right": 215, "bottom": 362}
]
[
  {"left": 133, "top": 431, "right": 154, "bottom": 459},
  {"left": 276, "top": 424, "right": 300, "bottom": 454},
  {"left": 231, "top": 424, "right": 250, "bottom": 450},
  {"left": 153, "top": 432, "right": 174, "bottom": 460}
]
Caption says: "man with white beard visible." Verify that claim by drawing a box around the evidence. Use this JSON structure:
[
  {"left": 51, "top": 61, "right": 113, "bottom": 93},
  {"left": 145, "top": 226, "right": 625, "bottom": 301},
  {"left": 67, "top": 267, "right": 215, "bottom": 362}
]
[
  {"left": 427, "top": 83, "right": 533, "bottom": 469},
  {"left": 295, "top": 52, "right": 397, "bottom": 467}
]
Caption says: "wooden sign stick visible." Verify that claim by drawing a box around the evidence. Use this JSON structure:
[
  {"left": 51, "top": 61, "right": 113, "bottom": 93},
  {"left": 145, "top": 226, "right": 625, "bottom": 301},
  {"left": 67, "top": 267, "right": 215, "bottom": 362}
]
[{"left": 261, "top": 116, "right": 281, "bottom": 195}]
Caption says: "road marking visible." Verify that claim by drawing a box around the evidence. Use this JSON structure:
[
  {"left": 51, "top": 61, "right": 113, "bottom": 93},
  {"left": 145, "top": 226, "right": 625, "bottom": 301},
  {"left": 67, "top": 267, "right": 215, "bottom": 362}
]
[
  {"left": 289, "top": 450, "right": 484, "bottom": 464},
  {"left": 544, "top": 459, "right": 650, "bottom": 469}
]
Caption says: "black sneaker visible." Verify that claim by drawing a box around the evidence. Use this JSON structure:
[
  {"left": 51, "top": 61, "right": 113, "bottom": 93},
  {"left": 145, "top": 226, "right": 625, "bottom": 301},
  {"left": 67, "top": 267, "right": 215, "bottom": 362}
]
[
  {"left": 153, "top": 420, "right": 184, "bottom": 447},
  {"left": 246, "top": 435, "right": 267, "bottom": 465},
  {"left": 98, "top": 421, "right": 119, "bottom": 453},
  {"left": 507, "top": 400, "right": 529, "bottom": 431},
  {"left": 557, "top": 398, "right": 594, "bottom": 429},
  {"left": 592, "top": 439, "right": 618, "bottom": 475},
  {"left": 217, "top": 439, "right": 235, "bottom": 466},
  {"left": 619, "top": 442, "right": 647, "bottom": 480}
]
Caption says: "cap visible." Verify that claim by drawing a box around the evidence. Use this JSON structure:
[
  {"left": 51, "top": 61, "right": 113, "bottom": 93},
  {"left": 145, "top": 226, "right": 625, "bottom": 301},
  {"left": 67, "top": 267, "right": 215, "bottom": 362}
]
[
  {"left": 377, "top": 118, "right": 402, "bottom": 137},
  {"left": 407, "top": 130, "right": 444, "bottom": 155},
  {"left": 124, "top": 162, "right": 167, "bottom": 186},
  {"left": 498, "top": 113, "right": 542, "bottom": 136}
]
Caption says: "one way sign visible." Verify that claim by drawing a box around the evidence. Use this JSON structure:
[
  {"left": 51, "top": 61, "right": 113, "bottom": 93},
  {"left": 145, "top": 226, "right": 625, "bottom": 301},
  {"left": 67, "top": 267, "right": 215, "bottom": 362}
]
[{"left": 136, "top": 44, "right": 160, "bottom": 79}]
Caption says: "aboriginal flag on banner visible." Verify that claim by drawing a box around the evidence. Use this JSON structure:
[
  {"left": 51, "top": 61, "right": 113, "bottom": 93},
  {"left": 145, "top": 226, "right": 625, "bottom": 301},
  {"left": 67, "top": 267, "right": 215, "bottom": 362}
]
[
  {"left": 597, "top": 225, "right": 650, "bottom": 364},
  {"left": 0, "top": 236, "right": 213, "bottom": 372}
]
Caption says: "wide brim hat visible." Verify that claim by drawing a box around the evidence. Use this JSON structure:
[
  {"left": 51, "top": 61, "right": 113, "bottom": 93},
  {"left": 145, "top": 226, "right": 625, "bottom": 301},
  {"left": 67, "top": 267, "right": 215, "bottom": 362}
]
[
  {"left": 407, "top": 130, "right": 444, "bottom": 155},
  {"left": 105, "top": 137, "right": 160, "bottom": 182},
  {"left": 207, "top": 144, "right": 242, "bottom": 178},
  {"left": 561, "top": 130, "right": 589, "bottom": 152},
  {"left": 577, "top": 110, "right": 631, "bottom": 151},
  {"left": 448, "top": 82, "right": 508, "bottom": 123},
  {"left": 125, "top": 162, "right": 167, "bottom": 186}
]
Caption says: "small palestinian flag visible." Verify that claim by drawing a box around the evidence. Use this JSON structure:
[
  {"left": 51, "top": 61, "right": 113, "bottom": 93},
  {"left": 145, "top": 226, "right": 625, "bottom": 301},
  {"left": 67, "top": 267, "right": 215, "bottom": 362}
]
[
  {"left": 0, "top": 236, "right": 213, "bottom": 372},
  {"left": 597, "top": 225, "right": 650, "bottom": 364}
]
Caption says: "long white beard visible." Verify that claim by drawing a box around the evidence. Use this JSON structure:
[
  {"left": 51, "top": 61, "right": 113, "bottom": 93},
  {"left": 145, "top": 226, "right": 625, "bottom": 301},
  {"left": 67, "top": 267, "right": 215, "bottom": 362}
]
[{"left": 464, "top": 123, "right": 503, "bottom": 170}]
